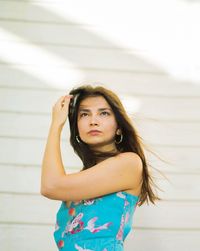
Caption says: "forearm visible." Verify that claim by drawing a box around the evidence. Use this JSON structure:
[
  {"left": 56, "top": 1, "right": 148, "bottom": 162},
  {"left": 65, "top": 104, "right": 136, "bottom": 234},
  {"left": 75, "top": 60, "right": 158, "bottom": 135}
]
[{"left": 40, "top": 122, "right": 66, "bottom": 194}]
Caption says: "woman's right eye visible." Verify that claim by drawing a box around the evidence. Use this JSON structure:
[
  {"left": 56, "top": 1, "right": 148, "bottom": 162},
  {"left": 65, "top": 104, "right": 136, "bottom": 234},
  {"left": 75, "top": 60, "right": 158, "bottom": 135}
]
[{"left": 80, "top": 113, "right": 88, "bottom": 117}]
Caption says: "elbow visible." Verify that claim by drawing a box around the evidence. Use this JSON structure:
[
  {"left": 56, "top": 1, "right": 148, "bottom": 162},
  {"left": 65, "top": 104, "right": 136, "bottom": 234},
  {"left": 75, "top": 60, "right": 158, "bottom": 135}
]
[
  {"left": 40, "top": 182, "right": 53, "bottom": 197},
  {"left": 40, "top": 176, "right": 64, "bottom": 199},
  {"left": 40, "top": 178, "right": 57, "bottom": 197},
  {"left": 40, "top": 186, "right": 49, "bottom": 197},
  {"left": 40, "top": 184, "right": 58, "bottom": 199}
]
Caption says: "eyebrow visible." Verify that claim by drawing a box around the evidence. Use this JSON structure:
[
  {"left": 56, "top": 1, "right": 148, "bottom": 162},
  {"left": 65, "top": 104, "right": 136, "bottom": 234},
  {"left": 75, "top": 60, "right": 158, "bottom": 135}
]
[{"left": 78, "top": 107, "right": 112, "bottom": 112}]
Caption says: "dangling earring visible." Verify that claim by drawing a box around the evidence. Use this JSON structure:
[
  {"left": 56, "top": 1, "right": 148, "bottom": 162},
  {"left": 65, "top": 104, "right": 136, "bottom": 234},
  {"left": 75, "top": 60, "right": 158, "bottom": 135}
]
[
  {"left": 76, "top": 135, "right": 81, "bottom": 143},
  {"left": 115, "top": 134, "right": 123, "bottom": 144}
]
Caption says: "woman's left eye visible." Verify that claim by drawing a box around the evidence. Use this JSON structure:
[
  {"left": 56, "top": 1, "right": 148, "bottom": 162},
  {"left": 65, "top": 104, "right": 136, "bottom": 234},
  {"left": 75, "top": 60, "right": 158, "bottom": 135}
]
[{"left": 101, "top": 111, "right": 110, "bottom": 116}]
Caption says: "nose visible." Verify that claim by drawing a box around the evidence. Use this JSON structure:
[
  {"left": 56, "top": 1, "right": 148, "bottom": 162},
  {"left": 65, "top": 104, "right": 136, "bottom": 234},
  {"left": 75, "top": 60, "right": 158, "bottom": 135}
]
[{"left": 89, "top": 115, "right": 99, "bottom": 126}]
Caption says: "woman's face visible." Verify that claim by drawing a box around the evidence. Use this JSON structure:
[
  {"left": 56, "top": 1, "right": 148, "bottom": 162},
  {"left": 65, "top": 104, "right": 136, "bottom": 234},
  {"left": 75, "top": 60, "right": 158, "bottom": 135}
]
[{"left": 77, "top": 95, "right": 120, "bottom": 152}]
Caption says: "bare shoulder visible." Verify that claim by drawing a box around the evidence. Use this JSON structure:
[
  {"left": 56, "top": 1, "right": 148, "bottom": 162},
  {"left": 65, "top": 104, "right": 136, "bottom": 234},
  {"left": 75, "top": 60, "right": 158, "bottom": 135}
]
[
  {"left": 116, "top": 152, "right": 143, "bottom": 187},
  {"left": 117, "top": 152, "right": 143, "bottom": 170}
]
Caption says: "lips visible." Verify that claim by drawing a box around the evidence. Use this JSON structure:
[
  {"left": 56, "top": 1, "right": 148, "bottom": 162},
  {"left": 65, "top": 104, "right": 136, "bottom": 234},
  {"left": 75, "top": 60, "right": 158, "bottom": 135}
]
[{"left": 88, "top": 130, "right": 102, "bottom": 134}]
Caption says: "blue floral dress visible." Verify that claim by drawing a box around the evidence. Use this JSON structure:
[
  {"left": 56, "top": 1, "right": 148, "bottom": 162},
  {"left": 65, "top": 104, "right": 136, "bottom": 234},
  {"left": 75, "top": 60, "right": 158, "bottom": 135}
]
[{"left": 53, "top": 191, "right": 139, "bottom": 251}]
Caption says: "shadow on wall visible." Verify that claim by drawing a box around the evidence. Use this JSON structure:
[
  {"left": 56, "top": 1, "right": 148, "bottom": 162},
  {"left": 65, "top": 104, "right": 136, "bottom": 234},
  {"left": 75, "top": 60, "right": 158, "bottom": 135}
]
[{"left": 1, "top": 1, "right": 199, "bottom": 91}]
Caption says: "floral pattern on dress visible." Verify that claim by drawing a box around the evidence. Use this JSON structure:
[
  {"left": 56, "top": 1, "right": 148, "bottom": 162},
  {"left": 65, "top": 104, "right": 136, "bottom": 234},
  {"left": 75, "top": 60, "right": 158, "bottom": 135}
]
[
  {"left": 116, "top": 192, "right": 132, "bottom": 241},
  {"left": 61, "top": 212, "right": 112, "bottom": 237},
  {"left": 74, "top": 243, "right": 108, "bottom": 251},
  {"left": 54, "top": 191, "right": 139, "bottom": 251}
]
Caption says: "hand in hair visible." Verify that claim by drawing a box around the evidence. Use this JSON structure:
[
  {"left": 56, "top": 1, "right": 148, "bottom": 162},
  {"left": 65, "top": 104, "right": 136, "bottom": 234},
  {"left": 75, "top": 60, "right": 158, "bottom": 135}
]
[{"left": 51, "top": 95, "right": 73, "bottom": 128}]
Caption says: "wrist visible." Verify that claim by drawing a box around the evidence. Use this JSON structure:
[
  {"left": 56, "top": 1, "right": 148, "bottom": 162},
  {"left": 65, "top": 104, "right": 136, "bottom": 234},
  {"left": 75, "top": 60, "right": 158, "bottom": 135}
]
[{"left": 50, "top": 121, "right": 63, "bottom": 132}]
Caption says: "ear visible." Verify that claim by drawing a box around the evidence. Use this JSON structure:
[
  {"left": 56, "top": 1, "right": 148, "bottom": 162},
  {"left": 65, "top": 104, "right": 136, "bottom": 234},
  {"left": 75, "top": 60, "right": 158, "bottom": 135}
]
[{"left": 116, "top": 129, "right": 121, "bottom": 135}]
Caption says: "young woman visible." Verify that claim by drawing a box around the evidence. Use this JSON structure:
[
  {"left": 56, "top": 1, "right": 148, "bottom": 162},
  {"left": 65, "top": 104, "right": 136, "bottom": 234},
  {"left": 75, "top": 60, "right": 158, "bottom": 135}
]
[{"left": 41, "top": 85, "right": 161, "bottom": 251}]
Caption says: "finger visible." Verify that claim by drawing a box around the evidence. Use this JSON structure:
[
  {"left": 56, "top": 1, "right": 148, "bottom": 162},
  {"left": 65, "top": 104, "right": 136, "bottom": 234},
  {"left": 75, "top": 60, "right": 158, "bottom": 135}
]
[
  {"left": 59, "top": 95, "right": 70, "bottom": 104},
  {"left": 55, "top": 95, "right": 65, "bottom": 104},
  {"left": 54, "top": 95, "right": 73, "bottom": 108},
  {"left": 64, "top": 95, "right": 73, "bottom": 106},
  {"left": 61, "top": 98, "right": 67, "bottom": 107},
  {"left": 62, "top": 95, "right": 73, "bottom": 108}
]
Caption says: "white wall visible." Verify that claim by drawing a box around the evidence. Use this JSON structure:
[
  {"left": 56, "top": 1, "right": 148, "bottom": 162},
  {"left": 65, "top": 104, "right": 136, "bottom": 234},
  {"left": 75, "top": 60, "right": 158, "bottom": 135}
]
[{"left": 0, "top": 1, "right": 200, "bottom": 251}]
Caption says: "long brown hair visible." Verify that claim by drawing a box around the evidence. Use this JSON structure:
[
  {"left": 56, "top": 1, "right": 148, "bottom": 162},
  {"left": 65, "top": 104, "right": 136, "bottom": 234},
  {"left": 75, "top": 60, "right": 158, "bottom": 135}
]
[{"left": 68, "top": 84, "right": 163, "bottom": 207}]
